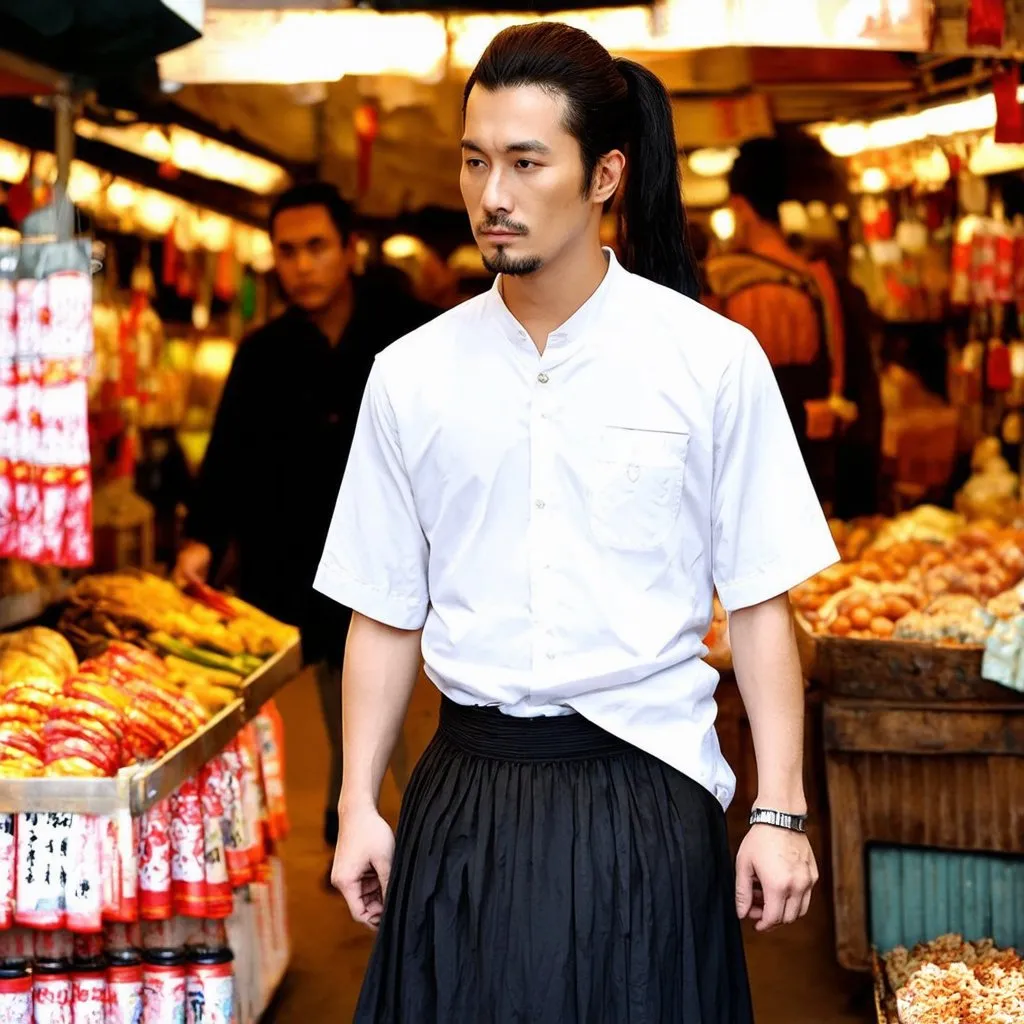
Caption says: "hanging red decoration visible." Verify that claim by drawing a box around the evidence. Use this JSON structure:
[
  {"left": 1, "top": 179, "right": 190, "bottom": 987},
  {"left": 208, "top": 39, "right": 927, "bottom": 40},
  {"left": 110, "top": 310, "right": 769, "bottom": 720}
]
[
  {"left": 5, "top": 180, "right": 32, "bottom": 224},
  {"left": 993, "top": 65, "right": 1024, "bottom": 143},
  {"left": 967, "top": 0, "right": 1005, "bottom": 48},
  {"left": 354, "top": 103, "right": 380, "bottom": 198}
]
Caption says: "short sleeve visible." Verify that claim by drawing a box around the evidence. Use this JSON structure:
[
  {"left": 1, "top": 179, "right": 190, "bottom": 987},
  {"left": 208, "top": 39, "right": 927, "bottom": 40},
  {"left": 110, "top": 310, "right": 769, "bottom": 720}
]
[
  {"left": 313, "top": 359, "right": 429, "bottom": 630},
  {"left": 711, "top": 331, "right": 839, "bottom": 613}
]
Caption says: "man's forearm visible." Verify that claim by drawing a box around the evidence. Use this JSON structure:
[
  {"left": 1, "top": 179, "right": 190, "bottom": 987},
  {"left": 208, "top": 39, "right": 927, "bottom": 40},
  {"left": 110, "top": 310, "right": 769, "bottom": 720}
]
[
  {"left": 728, "top": 594, "right": 807, "bottom": 814},
  {"left": 339, "top": 611, "right": 423, "bottom": 814}
]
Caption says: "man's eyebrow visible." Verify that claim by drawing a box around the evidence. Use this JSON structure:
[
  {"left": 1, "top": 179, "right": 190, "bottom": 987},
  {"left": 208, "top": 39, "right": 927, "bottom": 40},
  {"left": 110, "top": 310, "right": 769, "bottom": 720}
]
[{"left": 460, "top": 139, "right": 552, "bottom": 155}]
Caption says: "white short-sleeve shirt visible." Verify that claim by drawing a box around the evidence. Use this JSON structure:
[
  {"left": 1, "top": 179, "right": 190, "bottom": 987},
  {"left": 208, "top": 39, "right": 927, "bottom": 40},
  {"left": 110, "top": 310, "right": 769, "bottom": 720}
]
[{"left": 315, "top": 250, "right": 839, "bottom": 808}]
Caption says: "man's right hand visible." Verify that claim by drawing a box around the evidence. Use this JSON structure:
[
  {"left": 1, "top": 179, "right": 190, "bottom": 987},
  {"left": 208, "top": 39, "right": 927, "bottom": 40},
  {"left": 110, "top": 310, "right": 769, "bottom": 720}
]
[
  {"left": 332, "top": 805, "right": 395, "bottom": 930},
  {"left": 173, "top": 541, "right": 212, "bottom": 588}
]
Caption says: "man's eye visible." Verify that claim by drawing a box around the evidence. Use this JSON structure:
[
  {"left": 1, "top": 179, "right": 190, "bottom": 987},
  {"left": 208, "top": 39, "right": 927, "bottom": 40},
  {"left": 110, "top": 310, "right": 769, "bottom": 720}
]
[
  {"left": 465, "top": 158, "right": 485, "bottom": 169},
  {"left": 515, "top": 160, "right": 536, "bottom": 170}
]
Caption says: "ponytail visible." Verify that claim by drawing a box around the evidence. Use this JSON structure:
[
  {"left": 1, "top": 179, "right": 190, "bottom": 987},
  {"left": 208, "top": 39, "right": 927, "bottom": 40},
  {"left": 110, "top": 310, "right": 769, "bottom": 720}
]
[{"left": 614, "top": 58, "right": 700, "bottom": 300}]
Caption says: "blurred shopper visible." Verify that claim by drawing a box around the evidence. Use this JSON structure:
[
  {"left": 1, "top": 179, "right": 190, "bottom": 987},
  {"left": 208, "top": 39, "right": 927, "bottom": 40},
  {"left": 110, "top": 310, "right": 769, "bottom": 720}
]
[
  {"left": 173, "top": 182, "right": 437, "bottom": 856},
  {"left": 705, "top": 136, "right": 848, "bottom": 506},
  {"left": 318, "top": 22, "right": 836, "bottom": 1024}
]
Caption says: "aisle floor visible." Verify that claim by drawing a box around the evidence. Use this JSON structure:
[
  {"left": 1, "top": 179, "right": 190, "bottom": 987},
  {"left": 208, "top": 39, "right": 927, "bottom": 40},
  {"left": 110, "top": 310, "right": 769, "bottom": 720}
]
[{"left": 266, "top": 671, "right": 873, "bottom": 1023}]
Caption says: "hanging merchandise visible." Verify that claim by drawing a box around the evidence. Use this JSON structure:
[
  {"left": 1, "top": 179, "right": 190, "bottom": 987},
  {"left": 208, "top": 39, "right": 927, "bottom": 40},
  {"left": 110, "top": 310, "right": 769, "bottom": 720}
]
[
  {"left": 354, "top": 104, "right": 380, "bottom": 199},
  {"left": 992, "top": 64, "right": 1024, "bottom": 144},
  {"left": 966, "top": 0, "right": 1006, "bottom": 48},
  {"left": 0, "top": 208, "right": 93, "bottom": 569}
]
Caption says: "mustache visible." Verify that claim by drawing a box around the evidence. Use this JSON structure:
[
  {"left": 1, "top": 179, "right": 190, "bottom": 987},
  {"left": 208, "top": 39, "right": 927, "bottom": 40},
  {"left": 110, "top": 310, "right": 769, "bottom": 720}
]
[{"left": 478, "top": 217, "right": 528, "bottom": 235}]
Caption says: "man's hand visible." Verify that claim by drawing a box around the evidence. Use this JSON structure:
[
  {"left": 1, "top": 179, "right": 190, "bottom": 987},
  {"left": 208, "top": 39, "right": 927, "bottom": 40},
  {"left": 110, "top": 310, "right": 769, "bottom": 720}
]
[
  {"left": 332, "top": 805, "right": 395, "bottom": 930},
  {"left": 172, "top": 542, "right": 212, "bottom": 588},
  {"left": 735, "top": 825, "right": 818, "bottom": 932}
]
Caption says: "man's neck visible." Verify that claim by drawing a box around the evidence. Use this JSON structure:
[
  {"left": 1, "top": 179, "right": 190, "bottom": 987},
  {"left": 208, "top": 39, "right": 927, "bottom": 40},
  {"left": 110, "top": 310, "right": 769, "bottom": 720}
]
[
  {"left": 307, "top": 284, "right": 355, "bottom": 347},
  {"left": 500, "top": 242, "right": 609, "bottom": 355}
]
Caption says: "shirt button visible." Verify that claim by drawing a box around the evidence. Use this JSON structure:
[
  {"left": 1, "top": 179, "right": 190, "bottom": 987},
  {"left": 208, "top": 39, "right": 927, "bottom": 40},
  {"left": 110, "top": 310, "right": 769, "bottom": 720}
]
[
  {"left": 537, "top": 372, "right": 549, "bottom": 384},
  {"left": 535, "top": 499, "right": 546, "bottom": 509}
]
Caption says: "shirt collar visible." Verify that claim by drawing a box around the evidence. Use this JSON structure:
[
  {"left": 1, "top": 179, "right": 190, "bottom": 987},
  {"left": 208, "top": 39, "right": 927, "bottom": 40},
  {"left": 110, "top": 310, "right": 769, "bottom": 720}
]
[{"left": 487, "top": 247, "right": 622, "bottom": 356}]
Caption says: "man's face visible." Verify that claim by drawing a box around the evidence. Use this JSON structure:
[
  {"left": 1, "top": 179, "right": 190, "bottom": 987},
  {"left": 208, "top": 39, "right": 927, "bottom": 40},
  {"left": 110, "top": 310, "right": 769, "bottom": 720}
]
[
  {"left": 460, "top": 84, "right": 617, "bottom": 278},
  {"left": 272, "top": 204, "right": 354, "bottom": 312}
]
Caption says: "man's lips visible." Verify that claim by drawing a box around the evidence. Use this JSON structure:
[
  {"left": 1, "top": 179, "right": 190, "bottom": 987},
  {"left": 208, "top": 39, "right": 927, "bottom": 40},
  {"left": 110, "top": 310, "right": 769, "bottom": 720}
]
[{"left": 481, "top": 231, "right": 521, "bottom": 241}]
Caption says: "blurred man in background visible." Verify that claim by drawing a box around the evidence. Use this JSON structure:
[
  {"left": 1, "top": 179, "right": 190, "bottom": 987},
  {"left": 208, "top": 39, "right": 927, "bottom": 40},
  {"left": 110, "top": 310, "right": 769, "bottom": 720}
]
[
  {"left": 174, "top": 182, "right": 437, "bottom": 860},
  {"left": 704, "top": 137, "right": 847, "bottom": 508}
]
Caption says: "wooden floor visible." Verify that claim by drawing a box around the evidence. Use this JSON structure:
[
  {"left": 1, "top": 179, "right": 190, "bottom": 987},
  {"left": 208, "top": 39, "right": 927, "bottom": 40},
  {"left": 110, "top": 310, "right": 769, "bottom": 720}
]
[{"left": 265, "top": 671, "right": 872, "bottom": 1023}]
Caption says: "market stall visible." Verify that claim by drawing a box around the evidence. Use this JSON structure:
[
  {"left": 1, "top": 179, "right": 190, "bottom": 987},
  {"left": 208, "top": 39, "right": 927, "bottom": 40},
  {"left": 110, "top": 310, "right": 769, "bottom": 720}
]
[
  {"left": 0, "top": 571, "right": 302, "bottom": 1023},
  {"left": 788, "top": 503, "right": 1024, "bottom": 973}
]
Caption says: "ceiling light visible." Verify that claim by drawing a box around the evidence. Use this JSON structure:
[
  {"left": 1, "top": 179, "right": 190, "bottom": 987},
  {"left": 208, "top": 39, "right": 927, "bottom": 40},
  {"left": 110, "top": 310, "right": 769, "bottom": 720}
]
[
  {"left": 687, "top": 147, "right": 739, "bottom": 178},
  {"left": 859, "top": 167, "right": 890, "bottom": 194}
]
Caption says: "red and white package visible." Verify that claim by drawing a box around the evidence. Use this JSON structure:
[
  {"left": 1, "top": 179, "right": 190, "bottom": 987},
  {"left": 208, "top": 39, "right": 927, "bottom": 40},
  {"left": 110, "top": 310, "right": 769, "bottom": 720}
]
[
  {"left": 138, "top": 801, "right": 171, "bottom": 922},
  {"left": 70, "top": 966, "right": 105, "bottom": 1024},
  {"left": 218, "top": 746, "right": 250, "bottom": 890},
  {"left": 0, "top": 814, "right": 14, "bottom": 928},
  {"left": 32, "top": 963, "right": 72, "bottom": 1024},
  {"left": 64, "top": 815, "right": 102, "bottom": 933},
  {"left": 235, "top": 733, "right": 264, "bottom": 871},
  {"left": 169, "top": 781, "right": 205, "bottom": 919},
  {"left": 15, "top": 812, "right": 72, "bottom": 930},
  {"left": 44, "top": 271, "right": 92, "bottom": 362},
  {"left": 253, "top": 709, "right": 288, "bottom": 843},
  {"left": 199, "top": 761, "right": 232, "bottom": 920}
]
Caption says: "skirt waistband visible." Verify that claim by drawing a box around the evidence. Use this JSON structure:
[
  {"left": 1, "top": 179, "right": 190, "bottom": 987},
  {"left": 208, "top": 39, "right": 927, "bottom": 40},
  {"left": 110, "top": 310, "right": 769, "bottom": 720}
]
[{"left": 438, "top": 696, "right": 631, "bottom": 762}]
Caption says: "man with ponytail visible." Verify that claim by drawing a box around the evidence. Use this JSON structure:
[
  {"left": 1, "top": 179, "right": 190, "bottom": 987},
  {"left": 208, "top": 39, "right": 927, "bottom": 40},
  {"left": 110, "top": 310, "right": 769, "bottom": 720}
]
[{"left": 316, "top": 21, "right": 839, "bottom": 1023}]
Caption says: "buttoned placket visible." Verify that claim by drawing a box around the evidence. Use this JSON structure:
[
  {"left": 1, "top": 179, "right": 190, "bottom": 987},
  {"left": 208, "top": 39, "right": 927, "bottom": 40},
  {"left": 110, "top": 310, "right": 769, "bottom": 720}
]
[{"left": 528, "top": 340, "right": 559, "bottom": 684}]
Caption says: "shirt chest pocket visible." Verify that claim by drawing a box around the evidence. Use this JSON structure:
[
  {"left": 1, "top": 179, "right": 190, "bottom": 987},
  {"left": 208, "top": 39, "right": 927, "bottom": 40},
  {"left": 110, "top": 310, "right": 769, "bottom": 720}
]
[{"left": 589, "top": 425, "right": 690, "bottom": 552}]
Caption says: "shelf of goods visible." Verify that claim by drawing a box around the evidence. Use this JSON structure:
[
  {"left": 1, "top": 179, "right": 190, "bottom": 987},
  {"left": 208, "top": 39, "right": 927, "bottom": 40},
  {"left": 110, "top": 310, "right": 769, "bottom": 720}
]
[
  {"left": 787, "top": 507, "right": 1024, "bottom": 972},
  {"left": 0, "top": 573, "right": 302, "bottom": 1024}
]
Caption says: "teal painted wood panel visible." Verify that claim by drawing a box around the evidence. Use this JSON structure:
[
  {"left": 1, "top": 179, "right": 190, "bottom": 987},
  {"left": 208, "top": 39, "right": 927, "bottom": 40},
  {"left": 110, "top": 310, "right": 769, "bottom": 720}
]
[{"left": 869, "top": 845, "right": 1024, "bottom": 954}]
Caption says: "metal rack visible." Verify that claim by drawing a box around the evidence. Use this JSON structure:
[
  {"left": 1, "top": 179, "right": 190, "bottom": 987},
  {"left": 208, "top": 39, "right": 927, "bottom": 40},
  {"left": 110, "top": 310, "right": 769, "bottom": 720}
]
[{"left": 0, "top": 639, "right": 303, "bottom": 815}]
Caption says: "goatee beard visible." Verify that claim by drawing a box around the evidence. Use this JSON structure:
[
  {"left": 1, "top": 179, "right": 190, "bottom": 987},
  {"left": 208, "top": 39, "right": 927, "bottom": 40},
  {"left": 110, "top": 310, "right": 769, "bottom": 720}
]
[{"left": 482, "top": 248, "right": 543, "bottom": 276}]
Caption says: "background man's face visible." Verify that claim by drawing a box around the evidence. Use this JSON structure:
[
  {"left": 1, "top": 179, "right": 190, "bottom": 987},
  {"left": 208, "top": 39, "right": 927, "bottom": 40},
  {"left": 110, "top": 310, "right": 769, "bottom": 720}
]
[{"left": 272, "top": 205, "right": 355, "bottom": 312}]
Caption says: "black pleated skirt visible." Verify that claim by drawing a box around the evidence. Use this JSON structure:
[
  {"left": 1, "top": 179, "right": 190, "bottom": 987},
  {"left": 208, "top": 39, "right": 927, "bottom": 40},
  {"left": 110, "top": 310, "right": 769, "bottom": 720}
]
[{"left": 354, "top": 697, "right": 754, "bottom": 1024}]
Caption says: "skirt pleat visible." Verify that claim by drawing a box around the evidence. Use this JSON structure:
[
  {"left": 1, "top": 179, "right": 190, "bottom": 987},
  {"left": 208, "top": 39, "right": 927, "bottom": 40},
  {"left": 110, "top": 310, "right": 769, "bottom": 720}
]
[{"left": 354, "top": 699, "right": 754, "bottom": 1024}]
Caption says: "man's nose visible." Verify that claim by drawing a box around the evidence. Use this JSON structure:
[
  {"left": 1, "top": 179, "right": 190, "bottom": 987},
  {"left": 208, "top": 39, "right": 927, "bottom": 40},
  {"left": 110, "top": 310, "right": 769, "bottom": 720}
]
[{"left": 481, "top": 168, "right": 512, "bottom": 214}]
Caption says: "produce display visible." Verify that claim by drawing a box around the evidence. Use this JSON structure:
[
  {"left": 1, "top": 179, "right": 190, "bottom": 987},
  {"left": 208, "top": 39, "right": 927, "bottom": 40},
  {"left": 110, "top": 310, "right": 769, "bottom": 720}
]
[
  {"left": 59, "top": 572, "right": 296, "bottom": 668},
  {"left": 882, "top": 934, "right": 1023, "bottom": 1024},
  {"left": 791, "top": 507, "right": 1024, "bottom": 645}
]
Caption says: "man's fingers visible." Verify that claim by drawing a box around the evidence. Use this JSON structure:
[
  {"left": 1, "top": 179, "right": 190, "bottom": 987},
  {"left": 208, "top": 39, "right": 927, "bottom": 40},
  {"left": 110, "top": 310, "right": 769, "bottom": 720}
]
[
  {"left": 799, "top": 887, "right": 813, "bottom": 920},
  {"left": 755, "top": 884, "right": 788, "bottom": 932},
  {"left": 374, "top": 856, "right": 392, "bottom": 904},
  {"left": 734, "top": 854, "right": 755, "bottom": 919},
  {"left": 781, "top": 895, "right": 803, "bottom": 926}
]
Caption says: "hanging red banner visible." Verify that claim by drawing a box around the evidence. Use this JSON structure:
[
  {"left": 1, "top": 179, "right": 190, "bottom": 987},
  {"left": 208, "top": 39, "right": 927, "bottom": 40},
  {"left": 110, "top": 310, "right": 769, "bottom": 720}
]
[{"left": 967, "top": 0, "right": 1006, "bottom": 48}]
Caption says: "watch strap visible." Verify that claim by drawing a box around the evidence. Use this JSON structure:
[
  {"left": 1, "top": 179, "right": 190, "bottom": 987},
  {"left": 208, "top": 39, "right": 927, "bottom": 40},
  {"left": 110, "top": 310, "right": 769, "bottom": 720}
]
[{"left": 748, "top": 807, "right": 808, "bottom": 834}]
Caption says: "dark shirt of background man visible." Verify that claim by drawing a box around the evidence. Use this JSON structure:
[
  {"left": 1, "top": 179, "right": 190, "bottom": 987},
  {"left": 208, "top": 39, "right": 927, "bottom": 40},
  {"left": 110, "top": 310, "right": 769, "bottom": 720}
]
[{"left": 186, "top": 274, "right": 437, "bottom": 666}]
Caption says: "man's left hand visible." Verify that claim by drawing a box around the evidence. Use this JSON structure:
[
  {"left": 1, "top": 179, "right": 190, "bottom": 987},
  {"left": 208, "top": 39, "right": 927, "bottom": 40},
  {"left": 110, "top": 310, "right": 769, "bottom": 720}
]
[{"left": 735, "top": 824, "right": 818, "bottom": 932}]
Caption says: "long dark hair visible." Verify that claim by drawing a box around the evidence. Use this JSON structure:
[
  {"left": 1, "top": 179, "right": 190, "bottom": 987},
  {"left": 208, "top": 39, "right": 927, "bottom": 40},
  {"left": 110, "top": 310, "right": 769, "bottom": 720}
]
[{"left": 464, "top": 22, "right": 699, "bottom": 299}]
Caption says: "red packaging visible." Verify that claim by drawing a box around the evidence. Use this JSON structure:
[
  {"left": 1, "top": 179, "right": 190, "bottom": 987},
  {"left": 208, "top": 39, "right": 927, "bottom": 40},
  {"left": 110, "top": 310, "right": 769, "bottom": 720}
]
[
  {"left": 0, "top": 960, "right": 32, "bottom": 1024},
  {"left": 169, "top": 782, "right": 205, "bottom": 919},
  {"left": 138, "top": 803, "right": 171, "bottom": 922},
  {"left": 70, "top": 935, "right": 102, "bottom": 965},
  {"left": 198, "top": 763, "right": 231, "bottom": 920},
  {"left": 106, "top": 952, "right": 143, "bottom": 1024},
  {"left": 15, "top": 812, "right": 72, "bottom": 930},
  {"left": 141, "top": 951, "right": 185, "bottom": 1024},
  {"left": 185, "top": 949, "right": 234, "bottom": 1024},
  {"left": 32, "top": 961, "right": 72, "bottom": 1024},
  {"left": 64, "top": 816, "right": 102, "bottom": 933},
  {"left": 253, "top": 712, "right": 288, "bottom": 843},
  {"left": 993, "top": 64, "right": 1024, "bottom": 144},
  {"left": 61, "top": 465, "right": 91, "bottom": 568},
  {"left": 235, "top": 733, "right": 264, "bottom": 870},
  {"left": 0, "top": 814, "right": 14, "bottom": 928},
  {"left": 44, "top": 271, "right": 92, "bottom": 362},
  {"left": 217, "top": 747, "right": 249, "bottom": 890},
  {"left": 967, "top": 0, "right": 1005, "bottom": 48},
  {"left": 101, "top": 815, "right": 136, "bottom": 924},
  {"left": 70, "top": 966, "right": 105, "bottom": 1024},
  {"left": 995, "top": 227, "right": 1014, "bottom": 302}
]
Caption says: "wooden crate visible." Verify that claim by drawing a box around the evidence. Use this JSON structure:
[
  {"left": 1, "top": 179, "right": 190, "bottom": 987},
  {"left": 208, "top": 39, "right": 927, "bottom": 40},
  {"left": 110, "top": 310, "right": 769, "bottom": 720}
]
[
  {"left": 813, "top": 634, "right": 1016, "bottom": 702},
  {"left": 824, "top": 695, "right": 1024, "bottom": 971}
]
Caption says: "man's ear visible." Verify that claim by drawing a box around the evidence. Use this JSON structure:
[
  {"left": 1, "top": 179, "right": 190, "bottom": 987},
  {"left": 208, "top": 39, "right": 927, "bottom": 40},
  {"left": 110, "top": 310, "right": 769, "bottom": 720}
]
[{"left": 590, "top": 149, "right": 625, "bottom": 206}]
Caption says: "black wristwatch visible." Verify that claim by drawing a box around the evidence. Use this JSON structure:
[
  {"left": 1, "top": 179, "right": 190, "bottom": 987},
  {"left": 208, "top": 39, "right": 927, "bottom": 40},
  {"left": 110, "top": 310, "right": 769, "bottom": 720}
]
[{"left": 748, "top": 807, "right": 808, "bottom": 834}]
